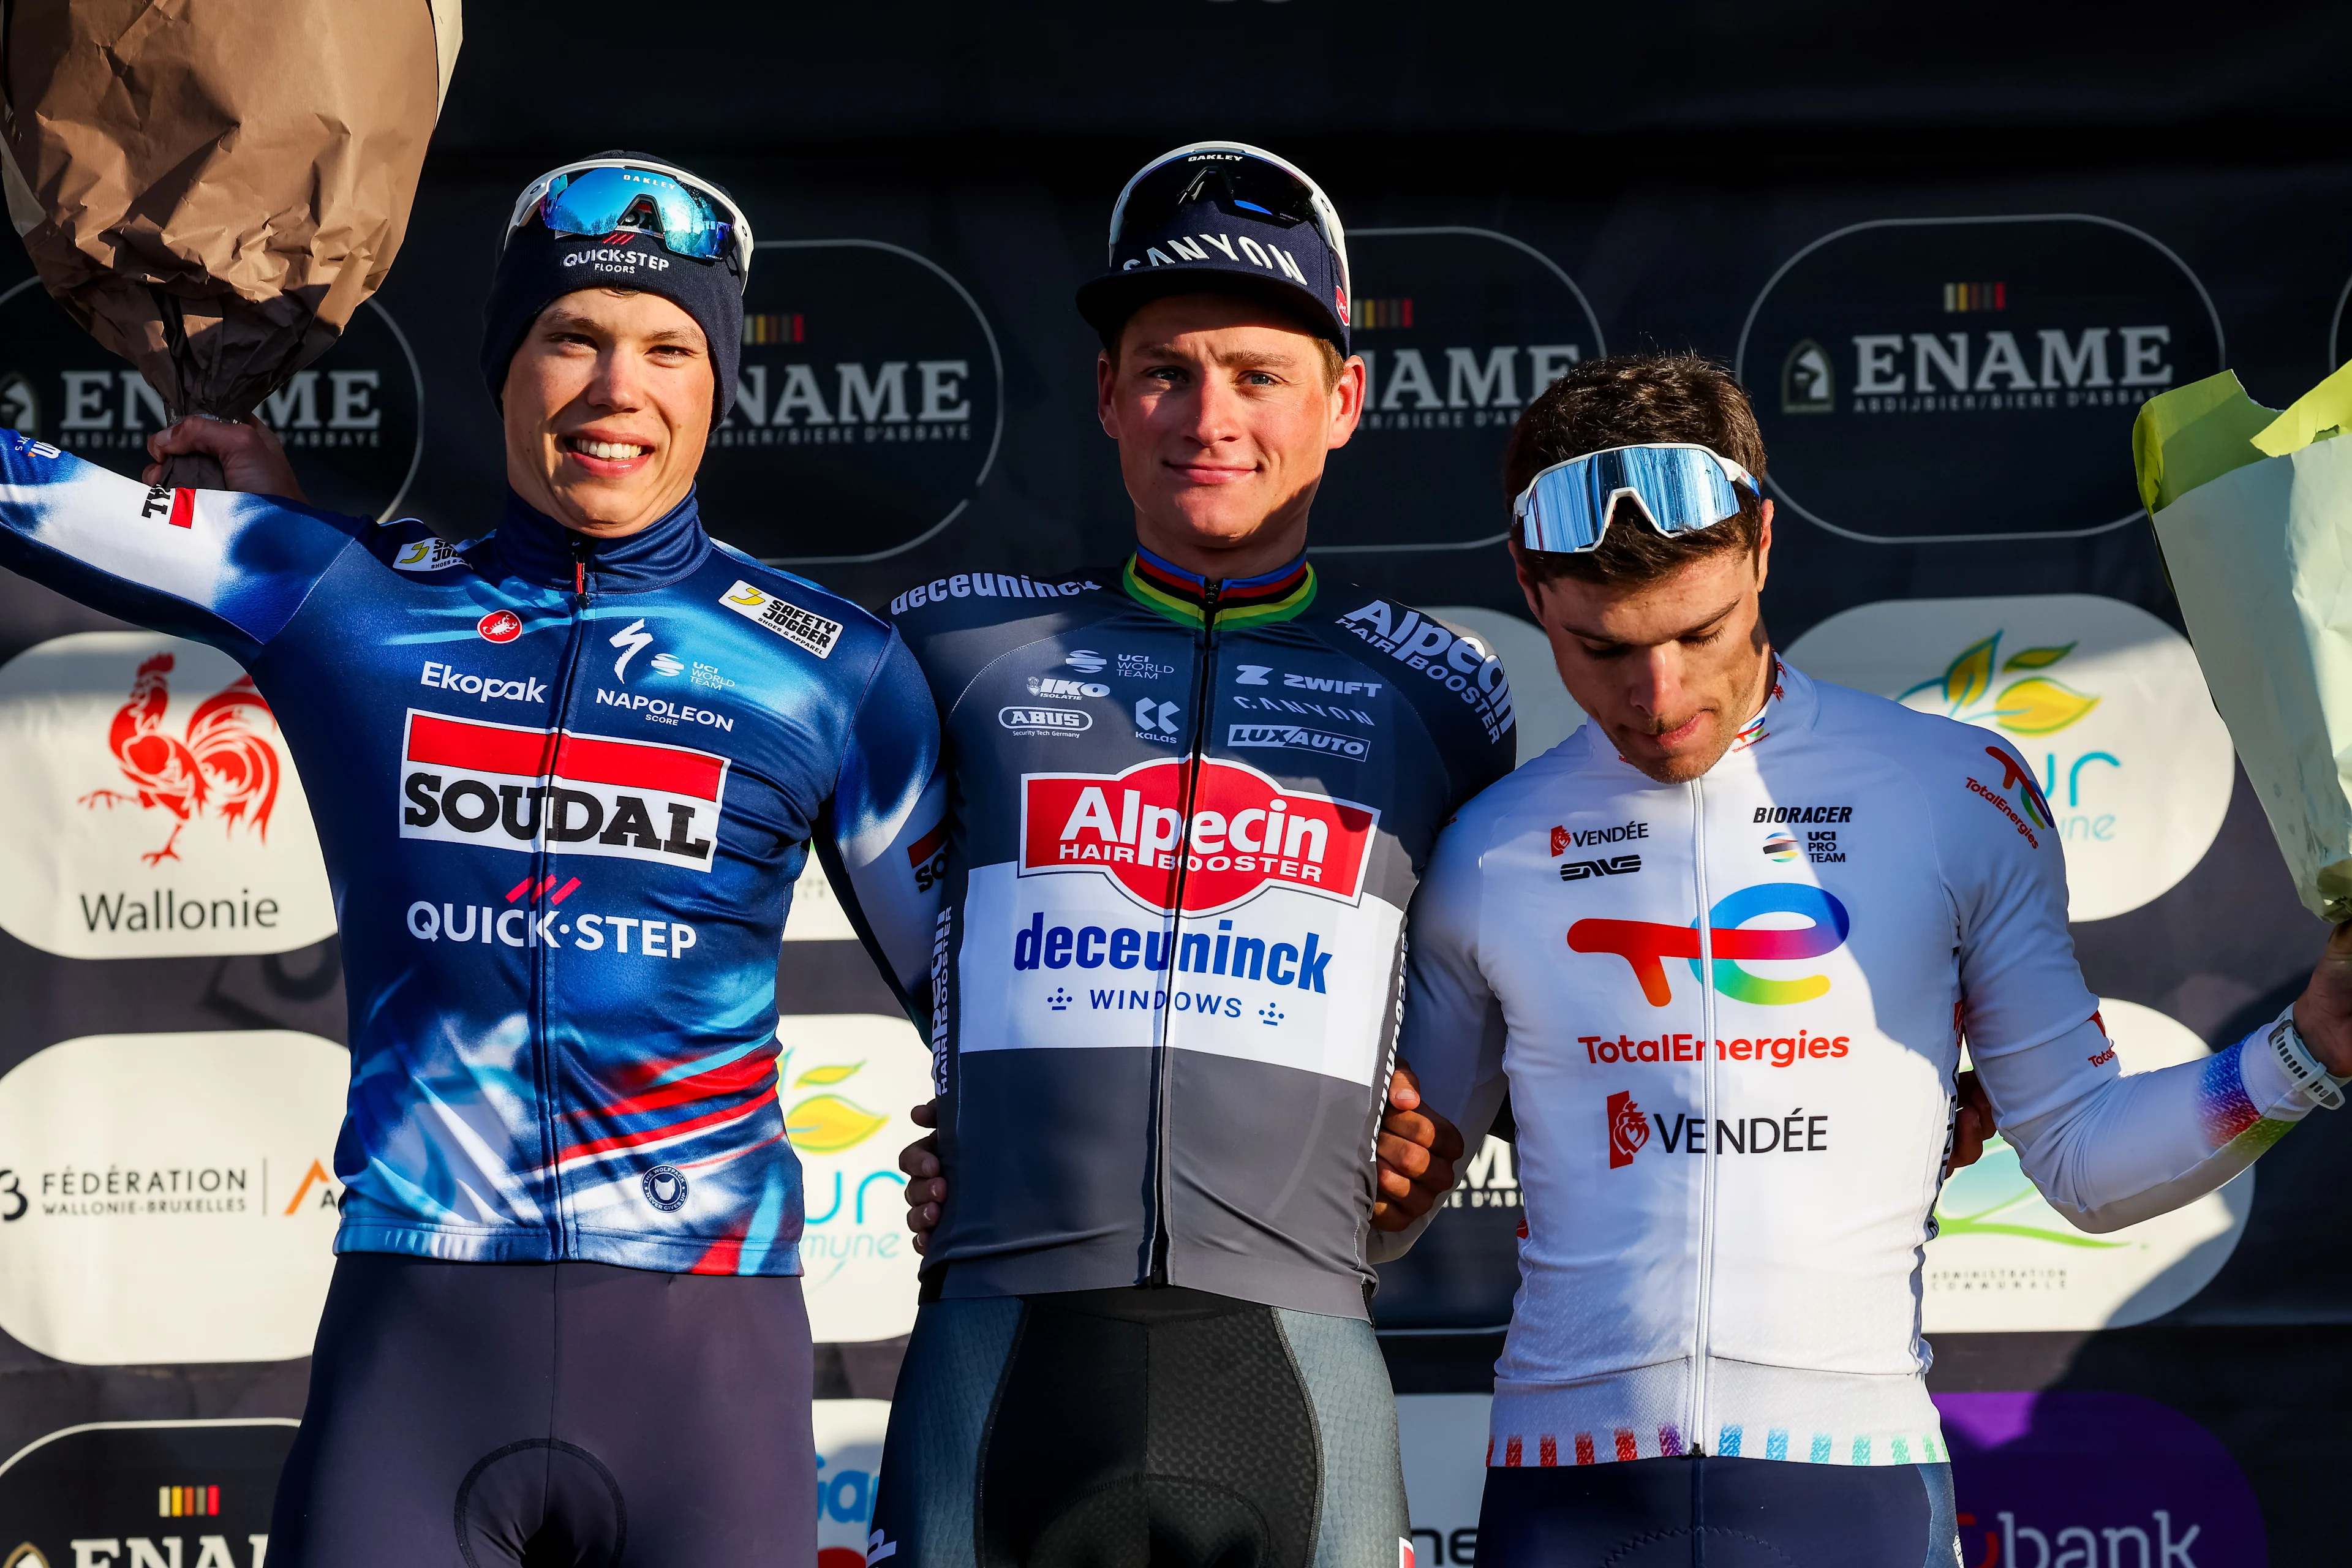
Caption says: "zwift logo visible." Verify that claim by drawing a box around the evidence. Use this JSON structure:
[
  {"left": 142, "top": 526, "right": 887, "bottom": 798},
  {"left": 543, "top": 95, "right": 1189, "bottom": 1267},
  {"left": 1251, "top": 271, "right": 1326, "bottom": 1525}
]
[{"left": 1569, "top": 883, "right": 1852, "bottom": 1007}]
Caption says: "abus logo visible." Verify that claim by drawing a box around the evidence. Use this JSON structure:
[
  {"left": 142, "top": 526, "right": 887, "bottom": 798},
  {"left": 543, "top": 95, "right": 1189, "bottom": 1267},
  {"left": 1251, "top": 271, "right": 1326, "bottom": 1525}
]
[
  {"left": 397, "top": 710, "right": 726, "bottom": 872},
  {"left": 1569, "top": 883, "right": 1851, "bottom": 1007},
  {"left": 1019, "top": 756, "right": 1379, "bottom": 916},
  {"left": 1607, "top": 1090, "right": 1648, "bottom": 1169},
  {"left": 1000, "top": 706, "right": 1090, "bottom": 733}
]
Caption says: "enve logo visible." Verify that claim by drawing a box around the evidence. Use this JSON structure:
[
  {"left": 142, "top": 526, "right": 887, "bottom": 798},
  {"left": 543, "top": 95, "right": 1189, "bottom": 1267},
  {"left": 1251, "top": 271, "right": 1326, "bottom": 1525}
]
[
  {"left": 1569, "top": 883, "right": 1852, "bottom": 1008},
  {"left": 1019, "top": 756, "right": 1379, "bottom": 916}
]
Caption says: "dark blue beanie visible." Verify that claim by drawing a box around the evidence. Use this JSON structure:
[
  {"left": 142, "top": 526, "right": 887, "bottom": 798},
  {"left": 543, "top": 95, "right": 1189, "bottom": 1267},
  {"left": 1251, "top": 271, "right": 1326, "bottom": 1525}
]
[{"left": 480, "top": 153, "right": 745, "bottom": 420}]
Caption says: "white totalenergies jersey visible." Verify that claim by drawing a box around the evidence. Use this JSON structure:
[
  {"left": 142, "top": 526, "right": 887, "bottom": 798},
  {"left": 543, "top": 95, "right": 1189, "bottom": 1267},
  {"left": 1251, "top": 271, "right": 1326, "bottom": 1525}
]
[{"left": 1400, "top": 661, "right": 2319, "bottom": 1470}]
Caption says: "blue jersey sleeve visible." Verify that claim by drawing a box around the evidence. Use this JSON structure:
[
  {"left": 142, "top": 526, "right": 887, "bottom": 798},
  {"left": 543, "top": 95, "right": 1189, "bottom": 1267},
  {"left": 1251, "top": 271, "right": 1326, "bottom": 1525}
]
[
  {"left": 811, "top": 628, "right": 947, "bottom": 1025},
  {"left": 0, "top": 429, "right": 360, "bottom": 663}
]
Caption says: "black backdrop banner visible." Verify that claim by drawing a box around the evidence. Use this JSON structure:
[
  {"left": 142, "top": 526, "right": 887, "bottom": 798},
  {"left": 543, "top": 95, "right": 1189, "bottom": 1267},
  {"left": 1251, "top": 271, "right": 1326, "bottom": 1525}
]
[{"left": 4, "top": 4, "right": 2351, "bottom": 1560}]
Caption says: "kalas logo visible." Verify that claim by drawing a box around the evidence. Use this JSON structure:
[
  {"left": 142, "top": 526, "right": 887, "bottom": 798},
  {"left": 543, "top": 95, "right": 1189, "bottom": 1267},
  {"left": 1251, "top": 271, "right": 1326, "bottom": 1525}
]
[
  {"left": 477, "top": 609, "right": 523, "bottom": 644},
  {"left": 1019, "top": 756, "right": 1378, "bottom": 916},
  {"left": 1607, "top": 1090, "right": 1649, "bottom": 1169},
  {"left": 1570, "top": 883, "right": 1852, "bottom": 1007},
  {"left": 79, "top": 654, "right": 279, "bottom": 865},
  {"left": 398, "top": 710, "right": 727, "bottom": 872}
]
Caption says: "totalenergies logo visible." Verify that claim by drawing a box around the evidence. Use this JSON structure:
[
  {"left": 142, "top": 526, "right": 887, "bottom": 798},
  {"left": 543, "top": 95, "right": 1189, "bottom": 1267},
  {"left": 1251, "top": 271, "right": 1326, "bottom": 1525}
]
[{"left": 1569, "top": 883, "right": 1852, "bottom": 1007}]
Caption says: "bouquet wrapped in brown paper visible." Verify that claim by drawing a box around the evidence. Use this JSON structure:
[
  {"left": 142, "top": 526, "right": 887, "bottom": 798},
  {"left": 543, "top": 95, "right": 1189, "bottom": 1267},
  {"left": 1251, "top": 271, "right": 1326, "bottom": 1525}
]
[{"left": 0, "top": 0, "right": 460, "bottom": 484}]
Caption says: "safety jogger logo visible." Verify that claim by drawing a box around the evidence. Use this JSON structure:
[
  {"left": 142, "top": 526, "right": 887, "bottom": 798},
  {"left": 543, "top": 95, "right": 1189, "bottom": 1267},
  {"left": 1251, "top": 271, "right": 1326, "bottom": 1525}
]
[{"left": 398, "top": 710, "right": 728, "bottom": 870}]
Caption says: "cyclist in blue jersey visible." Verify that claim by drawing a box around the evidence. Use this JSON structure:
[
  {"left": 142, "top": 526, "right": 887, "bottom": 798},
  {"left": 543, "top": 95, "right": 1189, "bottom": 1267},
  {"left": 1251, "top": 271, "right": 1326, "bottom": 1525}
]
[
  {"left": 0, "top": 152, "right": 944, "bottom": 1566},
  {"left": 874, "top": 143, "right": 1494, "bottom": 1568}
]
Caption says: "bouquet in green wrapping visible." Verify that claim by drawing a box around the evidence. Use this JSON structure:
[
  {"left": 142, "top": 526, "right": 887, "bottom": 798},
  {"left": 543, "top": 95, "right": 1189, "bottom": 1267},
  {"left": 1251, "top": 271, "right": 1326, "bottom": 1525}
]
[{"left": 2136, "top": 361, "right": 2352, "bottom": 920}]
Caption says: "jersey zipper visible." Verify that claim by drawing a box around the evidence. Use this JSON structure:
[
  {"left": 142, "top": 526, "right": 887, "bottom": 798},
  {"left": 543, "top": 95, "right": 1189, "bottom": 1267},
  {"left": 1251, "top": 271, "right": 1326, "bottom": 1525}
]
[
  {"left": 1689, "top": 774, "right": 1720, "bottom": 1456},
  {"left": 1147, "top": 578, "right": 1224, "bottom": 1284},
  {"left": 533, "top": 532, "right": 600, "bottom": 1255}
]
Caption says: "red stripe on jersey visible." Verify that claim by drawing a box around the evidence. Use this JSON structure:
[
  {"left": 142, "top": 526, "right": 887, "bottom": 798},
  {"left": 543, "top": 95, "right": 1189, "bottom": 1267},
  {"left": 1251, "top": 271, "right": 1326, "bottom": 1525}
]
[{"left": 404, "top": 713, "right": 725, "bottom": 799}]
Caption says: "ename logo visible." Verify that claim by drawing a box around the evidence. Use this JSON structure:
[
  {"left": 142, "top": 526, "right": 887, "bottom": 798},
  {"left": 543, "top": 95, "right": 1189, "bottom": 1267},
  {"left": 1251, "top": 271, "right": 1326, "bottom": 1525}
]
[
  {"left": 397, "top": 710, "right": 727, "bottom": 872},
  {"left": 1737, "top": 216, "right": 2222, "bottom": 545},
  {"left": 1019, "top": 756, "right": 1379, "bottom": 916},
  {"left": 0, "top": 281, "right": 424, "bottom": 521},
  {"left": 1570, "top": 883, "right": 1852, "bottom": 1007}
]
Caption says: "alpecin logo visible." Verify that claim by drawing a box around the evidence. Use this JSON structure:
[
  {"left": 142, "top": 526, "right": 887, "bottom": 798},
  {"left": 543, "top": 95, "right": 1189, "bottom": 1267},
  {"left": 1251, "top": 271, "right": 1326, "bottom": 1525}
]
[
  {"left": 398, "top": 710, "right": 728, "bottom": 872},
  {"left": 1570, "top": 883, "right": 1852, "bottom": 1007},
  {"left": 1607, "top": 1090, "right": 1649, "bottom": 1168},
  {"left": 1019, "top": 755, "right": 1379, "bottom": 916}
]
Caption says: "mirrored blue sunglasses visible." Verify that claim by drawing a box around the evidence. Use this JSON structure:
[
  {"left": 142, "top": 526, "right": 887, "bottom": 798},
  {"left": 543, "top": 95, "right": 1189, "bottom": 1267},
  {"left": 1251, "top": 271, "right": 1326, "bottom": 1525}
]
[{"left": 1513, "top": 443, "right": 1758, "bottom": 554}]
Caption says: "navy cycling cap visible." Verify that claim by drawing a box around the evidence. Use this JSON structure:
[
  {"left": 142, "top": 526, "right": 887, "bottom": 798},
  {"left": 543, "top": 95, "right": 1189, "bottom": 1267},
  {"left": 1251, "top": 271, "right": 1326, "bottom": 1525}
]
[{"left": 1076, "top": 141, "right": 1352, "bottom": 353}]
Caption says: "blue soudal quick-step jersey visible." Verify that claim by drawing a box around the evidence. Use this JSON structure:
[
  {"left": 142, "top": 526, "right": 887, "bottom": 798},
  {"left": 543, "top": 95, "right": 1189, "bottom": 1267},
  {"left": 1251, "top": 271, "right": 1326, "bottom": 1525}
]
[
  {"left": 894, "top": 547, "right": 1517, "bottom": 1318},
  {"left": 0, "top": 431, "right": 943, "bottom": 1275}
]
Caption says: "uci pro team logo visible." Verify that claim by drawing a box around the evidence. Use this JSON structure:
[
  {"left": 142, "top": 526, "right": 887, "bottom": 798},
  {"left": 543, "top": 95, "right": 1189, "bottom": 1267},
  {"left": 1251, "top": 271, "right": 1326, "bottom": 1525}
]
[{"left": 1569, "top": 883, "right": 1852, "bottom": 1006}]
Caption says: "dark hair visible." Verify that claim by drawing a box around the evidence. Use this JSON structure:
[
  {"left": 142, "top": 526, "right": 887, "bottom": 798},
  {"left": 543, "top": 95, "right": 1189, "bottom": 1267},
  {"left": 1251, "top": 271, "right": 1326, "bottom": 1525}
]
[
  {"left": 1504, "top": 353, "right": 1768, "bottom": 588},
  {"left": 1097, "top": 294, "right": 1347, "bottom": 390}
]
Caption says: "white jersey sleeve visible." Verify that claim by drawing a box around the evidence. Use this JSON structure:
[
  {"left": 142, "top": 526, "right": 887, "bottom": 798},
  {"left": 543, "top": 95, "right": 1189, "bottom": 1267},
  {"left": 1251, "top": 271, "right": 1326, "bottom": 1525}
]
[
  {"left": 1929, "top": 733, "right": 2319, "bottom": 1232},
  {"left": 1371, "top": 781, "right": 1520, "bottom": 1263}
]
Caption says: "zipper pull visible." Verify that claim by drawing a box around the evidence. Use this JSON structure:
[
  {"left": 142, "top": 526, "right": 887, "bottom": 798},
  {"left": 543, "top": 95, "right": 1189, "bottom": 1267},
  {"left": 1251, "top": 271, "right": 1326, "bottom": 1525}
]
[{"left": 571, "top": 536, "right": 592, "bottom": 606}]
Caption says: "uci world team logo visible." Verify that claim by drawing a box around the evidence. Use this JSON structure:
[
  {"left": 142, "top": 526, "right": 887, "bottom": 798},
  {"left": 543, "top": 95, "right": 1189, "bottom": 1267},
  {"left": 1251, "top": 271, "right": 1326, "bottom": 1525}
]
[{"left": 1569, "top": 883, "right": 1852, "bottom": 1007}]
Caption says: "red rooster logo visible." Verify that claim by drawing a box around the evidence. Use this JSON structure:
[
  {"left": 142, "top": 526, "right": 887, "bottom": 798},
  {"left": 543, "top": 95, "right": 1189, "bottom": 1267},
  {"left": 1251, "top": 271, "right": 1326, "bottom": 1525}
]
[{"left": 78, "top": 653, "right": 281, "bottom": 865}]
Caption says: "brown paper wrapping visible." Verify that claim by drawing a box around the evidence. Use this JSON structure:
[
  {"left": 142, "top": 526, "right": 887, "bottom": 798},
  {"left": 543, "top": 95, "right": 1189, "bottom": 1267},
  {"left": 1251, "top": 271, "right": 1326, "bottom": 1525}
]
[{"left": 0, "top": 1, "right": 458, "bottom": 480}]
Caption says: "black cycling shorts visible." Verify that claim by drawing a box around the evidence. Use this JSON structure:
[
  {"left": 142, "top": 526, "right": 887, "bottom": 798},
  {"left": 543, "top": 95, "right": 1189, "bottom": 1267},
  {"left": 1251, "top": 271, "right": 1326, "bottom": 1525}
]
[
  {"left": 1477, "top": 1450, "right": 1958, "bottom": 1567},
  {"left": 268, "top": 1252, "right": 815, "bottom": 1567},
  {"left": 869, "top": 1286, "right": 1408, "bottom": 1568}
]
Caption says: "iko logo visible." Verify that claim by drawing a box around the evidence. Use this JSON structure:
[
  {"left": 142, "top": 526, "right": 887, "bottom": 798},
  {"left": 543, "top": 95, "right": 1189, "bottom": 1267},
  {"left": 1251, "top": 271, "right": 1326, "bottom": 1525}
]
[
  {"left": 642, "top": 1164, "right": 688, "bottom": 1212},
  {"left": 1569, "top": 883, "right": 1852, "bottom": 1006},
  {"left": 1227, "top": 722, "right": 1367, "bottom": 761},
  {"left": 1065, "top": 649, "right": 1107, "bottom": 674},
  {"left": 1607, "top": 1090, "right": 1648, "bottom": 1169},
  {"left": 1028, "top": 676, "right": 1109, "bottom": 700},
  {"left": 397, "top": 710, "right": 727, "bottom": 872},
  {"left": 1136, "top": 698, "right": 1182, "bottom": 736},
  {"left": 1019, "top": 755, "right": 1379, "bottom": 916},
  {"left": 610, "top": 619, "right": 655, "bottom": 680},
  {"left": 1000, "top": 706, "right": 1091, "bottom": 733},
  {"left": 1560, "top": 854, "right": 1640, "bottom": 881}
]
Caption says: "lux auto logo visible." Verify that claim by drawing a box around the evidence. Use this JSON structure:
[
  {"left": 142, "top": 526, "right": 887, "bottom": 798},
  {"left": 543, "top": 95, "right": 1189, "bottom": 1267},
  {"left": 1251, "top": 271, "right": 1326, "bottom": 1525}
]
[{"left": 1569, "top": 883, "right": 1851, "bottom": 1006}]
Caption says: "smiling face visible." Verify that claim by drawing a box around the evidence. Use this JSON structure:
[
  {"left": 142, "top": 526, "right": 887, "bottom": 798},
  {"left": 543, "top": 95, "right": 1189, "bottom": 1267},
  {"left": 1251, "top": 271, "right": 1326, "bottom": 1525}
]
[
  {"left": 1518, "top": 503, "right": 1778, "bottom": 784},
  {"left": 1096, "top": 292, "right": 1364, "bottom": 579},
  {"left": 501, "top": 287, "right": 714, "bottom": 538}
]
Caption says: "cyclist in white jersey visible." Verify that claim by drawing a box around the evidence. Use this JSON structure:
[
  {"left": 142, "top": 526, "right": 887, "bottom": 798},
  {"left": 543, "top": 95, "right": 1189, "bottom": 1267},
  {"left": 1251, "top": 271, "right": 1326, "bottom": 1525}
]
[{"left": 1390, "top": 353, "right": 2352, "bottom": 1567}]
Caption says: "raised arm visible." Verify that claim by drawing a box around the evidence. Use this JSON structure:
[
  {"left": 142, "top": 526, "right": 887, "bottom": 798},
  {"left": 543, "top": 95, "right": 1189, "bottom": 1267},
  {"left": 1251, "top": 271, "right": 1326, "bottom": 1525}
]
[
  {"left": 0, "top": 421, "right": 356, "bottom": 663},
  {"left": 809, "top": 630, "right": 948, "bottom": 1031}
]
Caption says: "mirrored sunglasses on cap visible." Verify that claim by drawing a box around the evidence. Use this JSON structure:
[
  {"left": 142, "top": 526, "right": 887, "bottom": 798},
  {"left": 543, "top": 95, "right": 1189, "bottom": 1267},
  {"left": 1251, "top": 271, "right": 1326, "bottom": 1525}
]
[
  {"left": 503, "top": 158, "right": 755, "bottom": 284},
  {"left": 1513, "top": 442, "right": 1759, "bottom": 554},
  {"left": 1106, "top": 140, "right": 1351, "bottom": 298}
]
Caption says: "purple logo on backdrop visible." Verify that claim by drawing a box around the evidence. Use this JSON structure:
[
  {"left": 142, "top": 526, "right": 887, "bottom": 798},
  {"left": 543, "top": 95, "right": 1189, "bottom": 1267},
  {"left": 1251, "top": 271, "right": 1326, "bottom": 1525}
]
[{"left": 1937, "top": 1391, "right": 2263, "bottom": 1567}]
